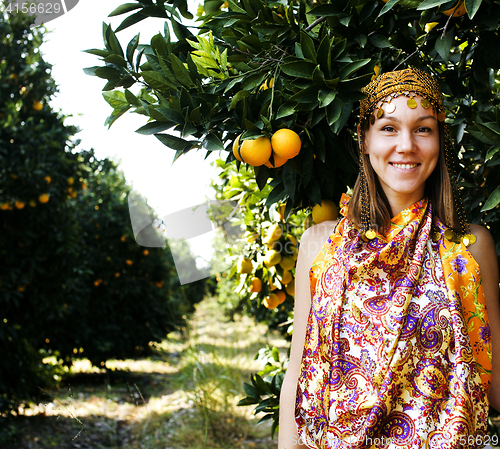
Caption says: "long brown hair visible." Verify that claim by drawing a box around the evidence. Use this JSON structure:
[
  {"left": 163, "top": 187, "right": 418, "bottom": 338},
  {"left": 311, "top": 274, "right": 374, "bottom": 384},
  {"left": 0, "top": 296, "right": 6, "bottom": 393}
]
[{"left": 348, "top": 121, "right": 460, "bottom": 233}]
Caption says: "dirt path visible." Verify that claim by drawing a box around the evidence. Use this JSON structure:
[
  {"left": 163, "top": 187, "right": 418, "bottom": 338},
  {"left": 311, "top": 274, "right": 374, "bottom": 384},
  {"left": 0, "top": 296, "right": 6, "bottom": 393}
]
[{"left": 2, "top": 295, "right": 285, "bottom": 448}]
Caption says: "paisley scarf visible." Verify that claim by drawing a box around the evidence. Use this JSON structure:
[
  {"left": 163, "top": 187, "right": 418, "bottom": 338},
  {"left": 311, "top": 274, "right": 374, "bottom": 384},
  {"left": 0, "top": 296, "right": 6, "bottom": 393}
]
[{"left": 295, "top": 195, "right": 492, "bottom": 449}]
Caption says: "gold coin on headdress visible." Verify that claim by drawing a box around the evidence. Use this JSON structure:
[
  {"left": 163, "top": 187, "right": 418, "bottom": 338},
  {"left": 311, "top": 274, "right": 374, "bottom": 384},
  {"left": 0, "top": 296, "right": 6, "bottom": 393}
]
[
  {"left": 444, "top": 229, "right": 455, "bottom": 241},
  {"left": 407, "top": 98, "right": 418, "bottom": 109},
  {"left": 432, "top": 232, "right": 441, "bottom": 242},
  {"left": 420, "top": 98, "right": 430, "bottom": 109},
  {"left": 376, "top": 108, "right": 384, "bottom": 119},
  {"left": 462, "top": 236, "right": 470, "bottom": 247},
  {"left": 438, "top": 111, "right": 446, "bottom": 122},
  {"left": 370, "top": 115, "right": 375, "bottom": 125},
  {"left": 385, "top": 102, "right": 396, "bottom": 113},
  {"left": 365, "top": 229, "right": 376, "bottom": 240}
]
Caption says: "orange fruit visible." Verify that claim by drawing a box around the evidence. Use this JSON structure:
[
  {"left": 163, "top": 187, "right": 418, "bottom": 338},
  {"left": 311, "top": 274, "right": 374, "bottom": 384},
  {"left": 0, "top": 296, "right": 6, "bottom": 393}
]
[
  {"left": 263, "top": 293, "right": 280, "bottom": 309},
  {"left": 271, "top": 129, "right": 301, "bottom": 159},
  {"left": 29, "top": 200, "right": 36, "bottom": 207},
  {"left": 264, "top": 151, "right": 287, "bottom": 168},
  {"left": 143, "top": 250, "right": 149, "bottom": 256},
  {"left": 70, "top": 191, "right": 77, "bottom": 198},
  {"left": 443, "top": 1, "right": 466, "bottom": 16},
  {"left": 237, "top": 257, "right": 253, "bottom": 274},
  {"left": 44, "top": 176, "right": 51, "bottom": 183},
  {"left": 250, "top": 277, "right": 262, "bottom": 293},
  {"left": 312, "top": 200, "right": 338, "bottom": 224},
  {"left": 276, "top": 290, "right": 286, "bottom": 304},
  {"left": 1, "top": 203, "right": 10, "bottom": 210},
  {"left": 39, "top": 193, "right": 50, "bottom": 203},
  {"left": 232, "top": 135, "right": 242, "bottom": 161},
  {"left": 281, "top": 270, "right": 293, "bottom": 285},
  {"left": 279, "top": 255, "right": 295, "bottom": 271},
  {"left": 285, "top": 278, "right": 295, "bottom": 296},
  {"left": 264, "top": 249, "right": 281, "bottom": 268},
  {"left": 239, "top": 136, "right": 272, "bottom": 166},
  {"left": 67, "top": 177, "right": 74, "bottom": 185},
  {"left": 15, "top": 200, "right": 25, "bottom": 209},
  {"left": 32, "top": 101, "right": 43, "bottom": 111},
  {"left": 126, "top": 259, "right": 133, "bottom": 265}
]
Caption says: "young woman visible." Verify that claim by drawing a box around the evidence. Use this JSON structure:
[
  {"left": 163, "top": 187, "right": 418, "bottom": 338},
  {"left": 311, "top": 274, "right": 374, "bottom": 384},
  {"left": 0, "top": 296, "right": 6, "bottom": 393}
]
[{"left": 278, "top": 68, "right": 500, "bottom": 449}]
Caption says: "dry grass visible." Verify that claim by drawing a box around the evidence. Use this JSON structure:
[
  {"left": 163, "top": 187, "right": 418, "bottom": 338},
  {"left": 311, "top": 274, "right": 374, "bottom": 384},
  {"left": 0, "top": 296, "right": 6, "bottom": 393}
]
[{"left": 2, "top": 295, "right": 286, "bottom": 448}]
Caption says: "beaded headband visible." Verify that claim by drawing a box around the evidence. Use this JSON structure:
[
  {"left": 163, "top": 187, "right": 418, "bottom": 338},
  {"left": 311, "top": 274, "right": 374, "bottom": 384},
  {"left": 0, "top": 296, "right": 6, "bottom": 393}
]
[
  {"left": 357, "top": 67, "right": 473, "bottom": 245},
  {"left": 359, "top": 67, "right": 446, "bottom": 128}
]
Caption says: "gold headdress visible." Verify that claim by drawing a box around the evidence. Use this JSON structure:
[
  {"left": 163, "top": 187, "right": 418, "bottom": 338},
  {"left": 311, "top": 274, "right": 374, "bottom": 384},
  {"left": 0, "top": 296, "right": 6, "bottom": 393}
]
[
  {"left": 359, "top": 67, "right": 446, "bottom": 128},
  {"left": 357, "top": 67, "right": 472, "bottom": 245}
]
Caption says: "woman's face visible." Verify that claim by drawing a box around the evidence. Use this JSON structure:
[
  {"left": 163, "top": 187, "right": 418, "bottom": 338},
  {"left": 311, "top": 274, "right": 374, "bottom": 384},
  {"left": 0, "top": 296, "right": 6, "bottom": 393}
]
[{"left": 362, "top": 95, "right": 440, "bottom": 214}]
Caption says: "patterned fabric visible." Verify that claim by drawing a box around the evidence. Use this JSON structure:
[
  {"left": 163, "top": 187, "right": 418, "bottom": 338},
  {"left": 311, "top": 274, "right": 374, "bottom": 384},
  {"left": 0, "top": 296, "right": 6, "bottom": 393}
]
[{"left": 295, "top": 195, "right": 492, "bottom": 449}]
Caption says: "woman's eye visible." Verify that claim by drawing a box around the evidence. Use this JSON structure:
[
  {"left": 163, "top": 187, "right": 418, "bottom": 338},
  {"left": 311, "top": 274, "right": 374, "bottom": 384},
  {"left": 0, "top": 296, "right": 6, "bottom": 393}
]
[
  {"left": 417, "top": 127, "right": 432, "bottom": 132},
  {"left": 381, "top": 126, "right": 395, "bottom": 132}
]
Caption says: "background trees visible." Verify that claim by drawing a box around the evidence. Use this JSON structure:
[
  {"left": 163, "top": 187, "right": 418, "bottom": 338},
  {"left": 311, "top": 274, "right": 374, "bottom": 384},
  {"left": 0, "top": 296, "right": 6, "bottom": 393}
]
[
  {"left": 86, "top": 0, "right": 500, "bottom": 434},
  {"left": 0, "top": 5, "right": 209, "bottom": 414}
]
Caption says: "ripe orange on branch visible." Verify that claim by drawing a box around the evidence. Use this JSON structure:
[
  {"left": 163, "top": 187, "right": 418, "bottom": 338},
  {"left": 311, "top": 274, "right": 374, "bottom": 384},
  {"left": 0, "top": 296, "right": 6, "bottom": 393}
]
[
  {"left": 263, "top": 293, "right": 280, "bottom": 309},
  {"left": 442, "top": 1, "right": 466, "bottom": 16},
  {"left": 271, "top": 129, "right": 301, "bottom": 159},
  {"left": 239, "top": 136, "right": 272, "bottom": 166},
  {"left": 312, "top": 200, "right": 338, "bottom": 224}
]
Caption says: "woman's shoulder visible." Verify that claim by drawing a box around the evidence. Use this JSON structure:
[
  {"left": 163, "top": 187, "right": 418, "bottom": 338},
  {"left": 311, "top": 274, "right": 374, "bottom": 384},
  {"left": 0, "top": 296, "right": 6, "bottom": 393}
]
[
  {"left": 467, "top": 224, "right": 497, "bottom": 272},
  {"left": 299, "top": 220, "right": 339, "bottom": 260}
]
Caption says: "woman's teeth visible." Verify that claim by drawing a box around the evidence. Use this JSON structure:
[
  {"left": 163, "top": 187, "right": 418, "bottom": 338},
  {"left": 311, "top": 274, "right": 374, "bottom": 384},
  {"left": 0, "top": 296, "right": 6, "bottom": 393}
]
[{"left": 391, "top": 163, "right": 419, "bottom": 169}]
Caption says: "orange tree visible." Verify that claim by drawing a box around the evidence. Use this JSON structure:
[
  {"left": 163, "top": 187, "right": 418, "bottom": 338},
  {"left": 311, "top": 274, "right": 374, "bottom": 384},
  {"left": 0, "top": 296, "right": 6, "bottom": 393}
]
[
  {"left": 0, "top": 5, "right": 210, "bottom": 417},
  {"left": 0, "top": 5, "right": 89, "bottom": 413},
  {"left": 86, "top": 0, "right": 500, "bottom": 434},
  {"left": 41, "top": 150, "right": 209, "bottom": 368}
]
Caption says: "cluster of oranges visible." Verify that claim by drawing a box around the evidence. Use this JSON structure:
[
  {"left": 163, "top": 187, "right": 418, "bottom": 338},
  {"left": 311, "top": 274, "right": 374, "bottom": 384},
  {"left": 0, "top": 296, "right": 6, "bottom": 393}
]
[
  {"left": 237, "top": 218, "right": 299, "bottom": 309},
  {"left": 232, "top": 128, "right": 301, "bottom": 168},
  {"left": 0, "top": 176, "right": 87, "bottom": 211}
]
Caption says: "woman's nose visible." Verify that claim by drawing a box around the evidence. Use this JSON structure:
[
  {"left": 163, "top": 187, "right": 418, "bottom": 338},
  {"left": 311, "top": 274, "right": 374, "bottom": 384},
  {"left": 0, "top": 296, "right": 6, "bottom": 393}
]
[{"left": 397, "top": 129, "right": 414, "bottom": 152}]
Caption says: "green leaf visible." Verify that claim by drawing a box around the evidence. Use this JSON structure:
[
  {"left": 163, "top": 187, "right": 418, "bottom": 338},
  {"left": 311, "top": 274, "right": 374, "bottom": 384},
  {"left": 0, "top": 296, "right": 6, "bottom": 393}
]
[
  {"left": 108, "top": 3, "right": 142, "bottom": 16},
  {"left": 126, "top": 33, "right": 140, "bottom": 65},
  {"left": 368, "top": 35, "right": 392, "bottom": 48},
  {"left": 378, "top": 0, "right": 400, "bottom": 17},
  {"left": 339, "top": 59, "right": 371, "bottom": 80},
  {"left": 280, "top": 61, "right": 316, "bottom": 79},
  {"left": 230, "top": 90, "right": 250, "bottom": 110},
  {"left": 481, "top": 186, "right": 500, "bottom": 212},
  {"left": 289, "top": 86, "right": 318, "bottom": 103},
  {"left": 141, "top": 71, "right": 177, "bottom": 89},
  {"left": 116, "top": 11, "right": 148, "bottom": 33},
  {"left": 102, "top": 91, "right": 128, "bottom": 108},
  {"left": 156, "top": 107, "right": 185, "bottom": 125},
  {"left": 485, "top": 146, "right": 500, "bottom": 161},
  {"left": 326, "top": 98, "right": 343, "bottom": 126},
  {"left": 104, "top": 54, "right": 128, "bottom": 67},
  {"left": 106, "top": 26, "right": 124, "bottom": 59},
  {"left": 434, "top": 28, "right": 454, "bottom": 62},
  {"left": 135, "top": 121, "right": 175, "bottom": 135},
  {"left": 242, "top": 381, "right": 259, "bottom": 399},
  {"left": 473, "top": 122, "right": 500, "bottom": 144},
  {"left": 95, "top": 67, "right": 122, "bottom": 80},
  {"left": 417, "top": 0, "right": 446, "bottom": 9},
  {"left": 318, "top": 89, "right": 337, "bottom": 108},
  {"left": 276, "top": 103, "right": 296, "bottom": 119},
  {"left": 300, "top": 31, "right": 317, "bottom": 63},
  {"left": 265, "top": 182, "right": 286, "bottom": 206},
  {"left": 282, "top": 164, "right": 297, "bottom": 202},
  {"left": 308, "top": 3, "right": 344, "bottom": 16},
  {"left": 241, "top": 73, "right": 267, "bottom": 91},
  {"left": 84, "top": 49, "right": 111, "bottom": 58},
  {"left": 155, "top": 133, "right": 193, "bottom": 152},
  {"left": 104, "top": 106, "right": 130, "bottom": 128},
  {"left": 203, "top": 134, "right": 224, "bottom": 151},
  {"left": 171, "top": 54, "right": 195, "bottom": 87},
  {"left": 465, "top": 0, "right": 481, "bottom": 18}
]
